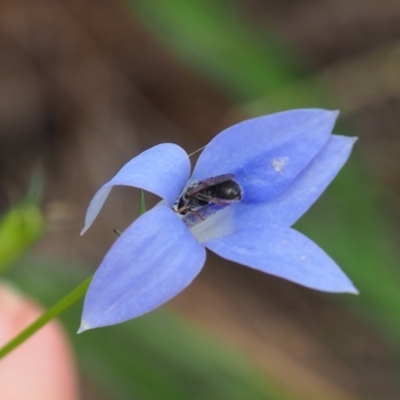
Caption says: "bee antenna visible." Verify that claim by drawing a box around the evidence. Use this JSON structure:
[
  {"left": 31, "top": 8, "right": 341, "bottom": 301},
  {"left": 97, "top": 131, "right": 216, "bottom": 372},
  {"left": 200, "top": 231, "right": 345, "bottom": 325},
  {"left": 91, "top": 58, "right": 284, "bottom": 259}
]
[
  {"left": 167, "top": 144, "right": 206, "bottom": 170},
  {"left": 187, "top": 145, "right": 206, "bottom": 158}
]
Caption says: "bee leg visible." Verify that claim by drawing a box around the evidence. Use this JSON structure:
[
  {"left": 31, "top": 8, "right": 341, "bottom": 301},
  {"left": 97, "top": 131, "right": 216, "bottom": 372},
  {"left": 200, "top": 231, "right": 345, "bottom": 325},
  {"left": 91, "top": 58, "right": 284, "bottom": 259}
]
[
  {"left": 172, "top": 205, "right": 205, "bottom": 220},
  {"left": 209, "top": 198, "right": 229, "bottom": 206},
  {"left": 188, "top": 208, "right": 205, "bottom": 220},
  {"left": 175, "top": 205, "right": 189, "bottom": 214}
]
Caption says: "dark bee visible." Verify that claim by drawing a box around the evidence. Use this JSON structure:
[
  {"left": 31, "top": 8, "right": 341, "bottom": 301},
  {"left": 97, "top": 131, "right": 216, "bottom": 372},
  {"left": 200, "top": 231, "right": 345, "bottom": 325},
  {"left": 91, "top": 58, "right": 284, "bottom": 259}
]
[{"left": 174, "top": 174, "right": 242, "bottom": 216}]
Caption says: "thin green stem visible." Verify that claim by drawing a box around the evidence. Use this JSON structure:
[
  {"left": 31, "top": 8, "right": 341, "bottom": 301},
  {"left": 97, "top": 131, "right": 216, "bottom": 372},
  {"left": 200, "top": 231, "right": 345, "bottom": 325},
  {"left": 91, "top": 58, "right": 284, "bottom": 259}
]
[
  {"left": 0, "top": 275, "right": 92, "bottom": 360},
  {"left": 138, "top": 189, "right": 146, "bottom": 216}
]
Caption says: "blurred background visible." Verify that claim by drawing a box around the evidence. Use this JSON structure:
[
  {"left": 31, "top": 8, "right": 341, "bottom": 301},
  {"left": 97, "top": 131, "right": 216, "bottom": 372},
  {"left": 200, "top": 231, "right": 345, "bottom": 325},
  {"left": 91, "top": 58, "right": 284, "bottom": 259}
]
[{"left": 1, "top": 0, "right": 400, "bottom": 399}]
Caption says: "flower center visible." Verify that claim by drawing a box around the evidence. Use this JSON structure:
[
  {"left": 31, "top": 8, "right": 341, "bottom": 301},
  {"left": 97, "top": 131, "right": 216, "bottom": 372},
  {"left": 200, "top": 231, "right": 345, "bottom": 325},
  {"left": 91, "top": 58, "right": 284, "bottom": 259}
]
[
  {"left": 172, "top": 174, "right": 243, "bottom": 242},
  {"left": 173, "top": 174, "right": 242, "bottom": 221}
]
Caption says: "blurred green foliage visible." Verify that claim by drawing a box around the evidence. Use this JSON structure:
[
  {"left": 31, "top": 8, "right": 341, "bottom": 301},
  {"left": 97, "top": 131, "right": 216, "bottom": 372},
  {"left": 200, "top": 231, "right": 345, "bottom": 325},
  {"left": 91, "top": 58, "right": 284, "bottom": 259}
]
[{"left": 129, "top": 0, "right": 306, "bottom": 101}]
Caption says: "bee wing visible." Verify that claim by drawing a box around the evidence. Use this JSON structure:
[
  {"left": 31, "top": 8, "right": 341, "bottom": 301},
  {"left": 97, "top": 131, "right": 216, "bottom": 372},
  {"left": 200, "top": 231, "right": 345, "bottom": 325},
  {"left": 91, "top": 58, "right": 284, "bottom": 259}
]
[{"left": 187, "top": 174, "right": 235, "bottom": 196}]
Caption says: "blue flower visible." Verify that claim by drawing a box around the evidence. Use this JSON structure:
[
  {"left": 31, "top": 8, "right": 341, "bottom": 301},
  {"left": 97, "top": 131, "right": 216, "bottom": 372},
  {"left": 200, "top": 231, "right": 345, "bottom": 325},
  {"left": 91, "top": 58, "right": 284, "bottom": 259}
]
[{"left": 79, "top": 109, "right": 358, "bottom": 332}]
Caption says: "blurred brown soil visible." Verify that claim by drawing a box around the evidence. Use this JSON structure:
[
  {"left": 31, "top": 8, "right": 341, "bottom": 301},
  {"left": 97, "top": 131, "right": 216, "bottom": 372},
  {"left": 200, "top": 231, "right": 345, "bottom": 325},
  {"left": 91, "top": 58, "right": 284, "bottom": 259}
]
[{"left": 1, "top": 1, "right": 400, "bottom": 399}]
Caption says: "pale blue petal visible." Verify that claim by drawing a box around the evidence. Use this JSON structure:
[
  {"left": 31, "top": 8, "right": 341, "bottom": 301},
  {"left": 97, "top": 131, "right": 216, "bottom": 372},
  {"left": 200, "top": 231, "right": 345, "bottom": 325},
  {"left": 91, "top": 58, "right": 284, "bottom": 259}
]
[
  {"left": 82, "top": 143, "right": 190, "bottom": 234},
  {"left": 227, "top": 135, "right": 357, "bottom": 230},
  {"left": 79, "top": 206, "right": 206, "bottom": 331},
  {"left": 191, "top": 109, "right": 338, "bottom": 202},
  {"left": 205, "top": 226, "right": 358, "bottom": 293}
]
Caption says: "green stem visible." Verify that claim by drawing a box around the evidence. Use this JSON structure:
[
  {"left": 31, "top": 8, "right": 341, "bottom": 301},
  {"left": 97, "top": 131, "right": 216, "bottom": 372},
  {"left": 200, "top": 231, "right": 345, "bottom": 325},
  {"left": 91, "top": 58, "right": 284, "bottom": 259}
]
[
  {"left": 138, "top": 189, "right": 146, "bottom": 216},
  {"left": 0, "top": 274, "right": 92, "bottom": 360}
]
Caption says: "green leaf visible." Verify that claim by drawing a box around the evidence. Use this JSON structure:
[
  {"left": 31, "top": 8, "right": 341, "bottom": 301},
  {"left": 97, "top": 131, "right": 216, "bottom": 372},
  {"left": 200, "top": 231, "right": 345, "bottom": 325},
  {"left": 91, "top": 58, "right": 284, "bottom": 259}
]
[{"left": 0, "top": 202, "right": 44, "bottom": 274}]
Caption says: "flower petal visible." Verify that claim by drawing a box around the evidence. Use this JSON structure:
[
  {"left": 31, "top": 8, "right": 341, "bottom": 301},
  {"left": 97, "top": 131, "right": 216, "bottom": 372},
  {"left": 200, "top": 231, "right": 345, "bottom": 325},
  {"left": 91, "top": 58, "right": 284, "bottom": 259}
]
[
  {"left": 82, "top": 143, "right": 190, "bottom": 234},
  {"left": 79, "top": 206, "right": 206, "bottom": 331},
  {"left": 191, "top": 109, "right": 338, "bottom": 203},
  {"left": 205, "top": 225, "right": 358, "bottom": 293},
  {"left": 227, "top": 134, "right": 357, "bottom": 229}
]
